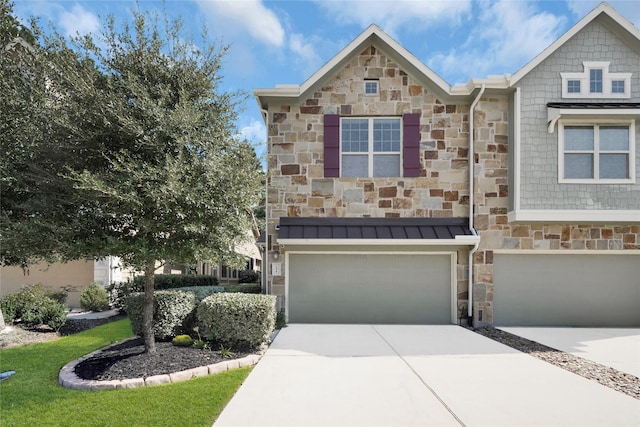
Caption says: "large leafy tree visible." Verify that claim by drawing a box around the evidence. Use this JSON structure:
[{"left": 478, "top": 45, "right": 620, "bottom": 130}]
[{"left": 0, "top": 5, "right": 263, "bottom": 351}]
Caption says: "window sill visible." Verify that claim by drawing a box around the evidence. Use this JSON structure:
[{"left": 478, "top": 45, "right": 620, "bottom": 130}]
[
  {"left": 559, "top": 178, "right": 636, "bottom": 184},
  {"left": 507, "top": 209, "right": 640, "bottom": 223}
]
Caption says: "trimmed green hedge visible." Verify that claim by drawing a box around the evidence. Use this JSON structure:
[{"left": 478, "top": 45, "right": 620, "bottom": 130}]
[
  {"left": 133, "top": 274, "right": 219, "bottom": 289},
  {"left": 223, "top": 283, "right": 262, "bottom": 294},
  {"left": 176, "top": 286, "right": 224, "bottom": 302},
  {"left": 125, "top": 290, "right": 197, "bottom": 340},
  {"left": 197, "top": 293, "right": 276, "bottom": 348}
]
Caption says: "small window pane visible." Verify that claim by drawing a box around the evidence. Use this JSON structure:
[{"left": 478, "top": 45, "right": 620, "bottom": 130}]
[
  {"left": 590, "top": 69, "right": 603, "bottom": 93},
  {"left": 611, "top": 80, "right": 625, "bottom": 94},
  {"left": 600, "top": 154, "right": 628, "bottom": 179},
  {"left": 373, "top": 154, "right": 400, "bottom": 177},
  {"left": 365, "top": 81, "right": 378, "bottom": 94},
  {"left": 567, "top": 80, "right": 581, "bottom": 93},
  {"left": 564, "top": 126, "right": 594, "bottom": 150},
  {"left": 599, "top": 126, "right": 629, "bottom": 151},
  {"left": 564, "top": 153, "right": 593, "bottom": 179},
  {"left": 342, "top": 119, "right": 368, "bottom": 152},
  {"left": 373, "top": 118, "right": 400, "bottom": 152},
  {"left": 342, "top": 154, "right": 368, "bottom": 177}
]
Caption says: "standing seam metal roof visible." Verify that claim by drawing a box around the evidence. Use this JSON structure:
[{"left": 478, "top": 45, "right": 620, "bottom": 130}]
[{"left": 278, "top": 217, "right": 473, "bottom": 240}]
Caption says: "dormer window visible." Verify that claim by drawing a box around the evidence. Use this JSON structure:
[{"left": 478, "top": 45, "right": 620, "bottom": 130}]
[
  {"left": 589, "top": 69, "right": 603, "bottom": 93},
  {"left": 567, "top": 80, "right": 581, "bottom": 93},
  {"left": 561, "top": 62, "right": 631, "bottom": 98},
  {"left": 612, "top": 80, "right": 625, "bottom": 94}
]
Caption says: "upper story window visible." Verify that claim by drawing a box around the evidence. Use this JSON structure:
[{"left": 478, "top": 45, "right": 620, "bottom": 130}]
[
  {"left": 561, "top": 62, "right": 631, "bottom": 99},
  {"left": 364, "top": 80, "right": 378, "bottom": 95},
  {"left": 567, "top": 80, "right": 581, "bottom": 93},
  {"left": 612, "top": 80, "right": 625, "bottom": 94},
  {"left": 323, "top": 113, "right": 420, "bottom": 178},
  {"left": 559, "top": 121, "right": 635, "bottom": 184},
  {"left": 341, "top": 117, "right": 401, "bottom": 177}
]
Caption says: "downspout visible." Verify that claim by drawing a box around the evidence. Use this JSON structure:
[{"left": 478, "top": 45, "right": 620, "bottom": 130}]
[
  {"left": 467, "top": 84, "right": 485, "bottom": 323},
  {"left": 260, "top": 107, "right": 269, "bottom": 296}
]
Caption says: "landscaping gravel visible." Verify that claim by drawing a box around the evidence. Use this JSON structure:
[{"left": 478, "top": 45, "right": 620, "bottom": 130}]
[{"left": 472, "top": 326, "right": 640, "bottom": 400}]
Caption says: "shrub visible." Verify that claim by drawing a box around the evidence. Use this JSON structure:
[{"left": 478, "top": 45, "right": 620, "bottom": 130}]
[
  {"left": 107, "top": 280, "right": 143, "bottom": 312},
  {"left": 275, "top": 312, "right": 286, "bottom": 329},
  {"left": 176, "top": 285, "right": 225, "bottom": 302},
  {"left": 238, "top": 269, "right": 260, "bottom": 283},
  {"left": 197, "top": 293, "right": 276, "bottom": 348},
  {"left": 1, "top": 293, "right": 20, "bottom": 324},
  {"left": 223, "top": 283, "right": 262, "bottom": 294},
  {"left": 80, "top": 282, "right": 110, "bottom": 312},
  {"left": 125, "top": 290, "right": 197, "bottom": 340},
  {"left": 132, "top": 274, "right": 219, "bottom": 290},
  {"left": 172, "top": 335, "right": 193, "bottom": 346},
  {"left": 0, "top": 284, "right": 67, "bottom": 329}
]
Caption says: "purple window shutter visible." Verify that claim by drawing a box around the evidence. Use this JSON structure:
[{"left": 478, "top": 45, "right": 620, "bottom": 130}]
[
  {"left": 324, "top": 114, "right": 340, "bottom": 177},
  {"left": 403, "top": 113, "right": 421, "bottom": 177}
]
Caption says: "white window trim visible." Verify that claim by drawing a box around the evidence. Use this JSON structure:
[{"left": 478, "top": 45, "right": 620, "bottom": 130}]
[
  {"left": 561, "top": 61, "right": 632, "bottom": 99},
  {"left": 558, "top": 119, "right": 635, "bottom": 184},
  {"left": 340, "top": 116, "right": 402, "bottom": 178}
]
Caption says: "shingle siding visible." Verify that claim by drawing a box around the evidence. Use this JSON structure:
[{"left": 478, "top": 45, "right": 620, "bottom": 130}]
[{"left": 515, "top": 20, "right": 640, "bottom": 210}]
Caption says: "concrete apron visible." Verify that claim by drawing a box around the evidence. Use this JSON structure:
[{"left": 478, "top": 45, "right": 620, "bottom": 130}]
[
  {"left": 500, "top": 327, "right": 640, "bottom": 378},
  {"left": 214, "top": 325, "right": 639, "bottom": 427}
]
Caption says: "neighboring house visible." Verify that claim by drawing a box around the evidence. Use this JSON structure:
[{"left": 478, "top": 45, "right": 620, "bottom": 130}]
[
  {"left": 255, "top": 2, "right": 640, "bottom": 327},
  {"left": 157, "top": 239, "right": 263, "bottom": 284},
  {"left": 0, "top": 257, "right": 135, "bottom": 307}
]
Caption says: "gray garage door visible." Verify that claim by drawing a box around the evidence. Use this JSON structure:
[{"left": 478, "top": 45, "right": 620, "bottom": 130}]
[
  {"left": 288, "top": 253, "right": 452, "bottom": 324},
  {"left": 494, "top": 253, "right": 640, "bottom": 326}
]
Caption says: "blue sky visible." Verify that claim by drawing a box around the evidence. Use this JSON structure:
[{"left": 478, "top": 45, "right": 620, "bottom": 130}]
[{"left": 12, "top": 0, "right": 640, "bottom": 161}]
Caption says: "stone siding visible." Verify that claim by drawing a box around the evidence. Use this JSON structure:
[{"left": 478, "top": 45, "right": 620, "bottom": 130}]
[{"left": 267, "top": 46, "right": 473, "bottom": 311}]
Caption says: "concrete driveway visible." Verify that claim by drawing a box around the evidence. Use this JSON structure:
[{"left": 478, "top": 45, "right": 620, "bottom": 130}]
[
  {"left": 214, "top": 325, "right": 639, "bottom": 427},
  {"left": 500, "top": 327, "right": 640, "bottom": 377}
]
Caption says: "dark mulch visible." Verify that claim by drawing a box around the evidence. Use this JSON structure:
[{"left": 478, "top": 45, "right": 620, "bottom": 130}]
[
  {"left": 66, "top": 314, "right": 258, "bottom": 381},
  {"left": 74, "top": 337, "right": 255, "bottom": 381}
]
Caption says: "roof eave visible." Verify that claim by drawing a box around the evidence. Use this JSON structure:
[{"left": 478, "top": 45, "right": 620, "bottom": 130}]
[{"left": 278, "top": 236, "right": 480, "bottom": 246}]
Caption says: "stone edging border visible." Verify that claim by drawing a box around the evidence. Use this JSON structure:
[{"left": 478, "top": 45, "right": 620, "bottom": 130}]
[{"left": 58, "top": 338, "right": 263, "bottom": 391}]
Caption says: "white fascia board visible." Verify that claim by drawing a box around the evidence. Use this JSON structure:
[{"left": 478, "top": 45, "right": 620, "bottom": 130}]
[
  {"left": 255, "top": 24, "right": 456, "bottom": 107},
  {"left": 508, "top": 209, "right": 640, "bottom": 223},
  {"left": 510, "top": 3, "right": 638, "bottom": 86},
  {"left": 451, "top": 76, "right": 511, "bottom": 95},
  {"left": 547, "top": 108, "right": 640, "bottom": 133},
  {"left": 278, "top": 236, "right": 481, "bottom": 246}
]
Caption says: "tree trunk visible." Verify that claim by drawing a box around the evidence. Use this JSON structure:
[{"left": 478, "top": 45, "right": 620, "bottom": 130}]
[
  {"left": 0, "top": 306, "right": 5, "bottom": 331},
  {"left": 142, "top": 259, "right": 156, "bottom": 353}
]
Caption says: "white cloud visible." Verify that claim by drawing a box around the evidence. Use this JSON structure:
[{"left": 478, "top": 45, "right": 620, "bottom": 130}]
[
  {"left": 239, "top": 119, "right": 267, "bottom": 145},
  {"left": 313, "top": 0, "right": 472, "bottom": 36},
  {"left": 59, "top": 4, "right": 99, "bottom": 37},
  {"left": 196, "top": 0, "right": 285, "bottom": 47},
  {"left": 567, "top": 0, "right": 640, "bottom": 27},
  {"left": 289, "top": 33, "right": 323, "bottom": 77},
  {"left": 428, "top": 1, "right": 566, "bottom": 83}
]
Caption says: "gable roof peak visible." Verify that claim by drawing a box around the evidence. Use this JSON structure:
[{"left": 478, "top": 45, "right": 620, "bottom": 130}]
[
  {"left": 509, "top": 1, "right": 640, "bottom": 86},
  {"left": 255, "top": 22, "right": 456, "bottom": 108}
]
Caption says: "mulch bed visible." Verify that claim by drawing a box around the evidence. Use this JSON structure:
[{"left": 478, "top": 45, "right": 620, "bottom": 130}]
[{"left": 74, "top": 337, "right": 255, "bottom": 381}]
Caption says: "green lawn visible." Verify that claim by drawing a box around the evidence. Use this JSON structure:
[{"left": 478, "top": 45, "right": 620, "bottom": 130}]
[{"left": 0, "top": 319, "right": 250, "bottom": 427}]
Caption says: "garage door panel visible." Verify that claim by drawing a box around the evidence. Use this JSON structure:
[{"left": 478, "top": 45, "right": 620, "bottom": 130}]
[
  {"left": 288, "top": 254, "right": 451, "bottom": 324},
  {"left": 494, "top": 254, "right": 640, "bottom": 326}
]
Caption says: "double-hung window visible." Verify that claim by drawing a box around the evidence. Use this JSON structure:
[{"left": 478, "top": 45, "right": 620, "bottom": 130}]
[
  {"left": 560, "top": 121, "right": 635, "bottom": 183},
  {"left": 341, "top": 117, "right": 401, "bottom": 177}
]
